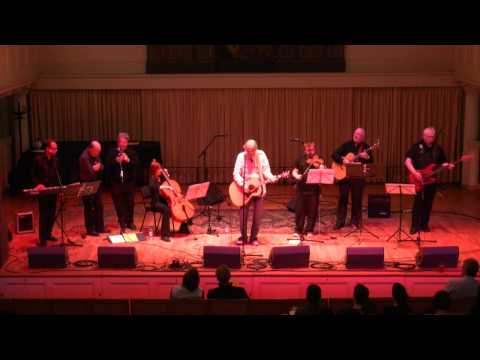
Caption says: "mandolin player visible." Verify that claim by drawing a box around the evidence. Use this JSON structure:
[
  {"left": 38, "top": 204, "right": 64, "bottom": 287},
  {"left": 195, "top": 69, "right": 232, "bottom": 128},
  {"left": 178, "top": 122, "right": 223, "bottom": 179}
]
[
  {"left": 233, "top": 139, "right": 278, "bottom": 246},
  {"left": 291, "top": 142, "right": 324, "bottom": 240},
  {"left": 331, "top": 128, "right": 373, "bottom": 230},
  {"left": 405, "top": 127, "right": 454, "bottom": 234}
]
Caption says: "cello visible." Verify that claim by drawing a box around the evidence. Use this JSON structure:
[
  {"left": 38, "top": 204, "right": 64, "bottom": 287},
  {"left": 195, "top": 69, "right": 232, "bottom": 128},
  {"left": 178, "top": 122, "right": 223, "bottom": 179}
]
[{"left": 155, "top": 163, "right": 196, "bottom": 232}]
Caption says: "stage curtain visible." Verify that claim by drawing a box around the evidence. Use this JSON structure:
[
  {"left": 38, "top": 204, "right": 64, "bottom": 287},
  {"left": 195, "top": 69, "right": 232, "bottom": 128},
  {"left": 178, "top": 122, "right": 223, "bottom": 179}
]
[
  {"left": 31, "top": 87, "right": 463, "bottom": 184},
  {"left": 30, "top": 90, "right": 143, "bottom": 141}
]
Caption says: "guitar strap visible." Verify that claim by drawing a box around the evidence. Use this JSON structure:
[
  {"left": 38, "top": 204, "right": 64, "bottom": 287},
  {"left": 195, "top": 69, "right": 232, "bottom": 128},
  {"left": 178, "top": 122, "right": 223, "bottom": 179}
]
[{"left": 255, "top": 152, "right": 266, "bottom": 185}]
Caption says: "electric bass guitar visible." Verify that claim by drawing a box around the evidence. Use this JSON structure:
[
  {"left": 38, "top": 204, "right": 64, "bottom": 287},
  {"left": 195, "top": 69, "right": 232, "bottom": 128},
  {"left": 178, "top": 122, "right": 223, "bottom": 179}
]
[
  {"left": 229, "top": 171, "right": 290, "bottom": 208},
  {"left": 408, "top": 154, "right": 473, "bottom": 192},
  {"left": 331, "top": 140, "right": 380, "bottom": 181}
]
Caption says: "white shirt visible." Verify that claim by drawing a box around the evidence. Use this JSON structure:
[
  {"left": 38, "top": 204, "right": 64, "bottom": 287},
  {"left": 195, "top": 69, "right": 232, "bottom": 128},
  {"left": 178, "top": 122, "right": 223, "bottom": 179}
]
[{"left": 233, "top": 149, "right": 275, "bottom": 187}]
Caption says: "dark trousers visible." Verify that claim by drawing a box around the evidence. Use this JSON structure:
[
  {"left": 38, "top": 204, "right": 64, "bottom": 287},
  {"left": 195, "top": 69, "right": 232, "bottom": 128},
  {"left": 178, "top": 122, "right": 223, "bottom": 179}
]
[
  {"left": 38, "top": 194, "right": 57, "bottom": 245},
  {"left": 336, "top": 178, "right": 365, "bottom": 226},
  {"left": 82, "top": 192, "right": 105, "bottom": 233},
  {"left": 411, "top": 183, "right": 437, "bottom": 230},
  {"left": 153, "top": 202, "right": 171, "bottom": 237},
  {"left": 295, "top": 191, "right": 319, "bottom": 234},
  {"left": 111, "top": 182, "right": 135, "bottom": 228},
  {"left": 239, "top": 197, "right": 264, "bottom": 241}
]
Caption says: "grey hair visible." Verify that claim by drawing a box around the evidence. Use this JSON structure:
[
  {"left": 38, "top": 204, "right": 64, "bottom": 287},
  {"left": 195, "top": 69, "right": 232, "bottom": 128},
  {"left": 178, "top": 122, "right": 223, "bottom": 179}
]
[{"left": 118, "top": 132, "right": 130, "bottom": 141}]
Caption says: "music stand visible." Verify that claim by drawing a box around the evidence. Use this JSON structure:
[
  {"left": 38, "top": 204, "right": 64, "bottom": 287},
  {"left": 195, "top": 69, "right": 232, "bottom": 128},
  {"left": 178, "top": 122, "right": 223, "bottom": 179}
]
[
  {"left": 385, "top": 183, "right": 436, "bottom": 246},
  {"left": 54, "top": 182, "right": 82, "bottom": 247},
  {"left": 302, "top": 168, "right": 336, "bottom": 243},
  {"left": 77, "top": 180, "right": 102, "bottom": 199},
  {"left": 186, "top": 182, "right": 218, "bottom": 235},
  {"left": 343, "top": 164, "right": 380, "bottom": 242}
]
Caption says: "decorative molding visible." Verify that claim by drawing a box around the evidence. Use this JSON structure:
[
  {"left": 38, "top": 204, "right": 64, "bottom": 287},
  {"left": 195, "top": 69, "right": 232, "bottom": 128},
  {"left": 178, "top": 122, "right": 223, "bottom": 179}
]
[
  {"left": 0, "top": 81, "right": 34, "bottom": 97},
  {"left": 32, "top": 73, "right": 460, "bottom": 90}
]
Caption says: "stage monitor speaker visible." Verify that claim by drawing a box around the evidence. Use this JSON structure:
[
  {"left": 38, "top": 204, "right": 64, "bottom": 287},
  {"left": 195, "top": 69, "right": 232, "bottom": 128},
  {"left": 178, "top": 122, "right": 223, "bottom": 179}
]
[
  {"left": 416, "top": 246, "right": 459, "bottom": 269},
  {"left": 203, "top": 246, "right": 241, "bottom": 269},
  {"left": 27, "top": 247, "right": 68, "bottom": 268},
  {"left": 16, "top": 212, "right": 34, "bottom": 234},
  {"left": 368, "top": 195, "right": 391, "bottom": 218},
  {"left": 98, "top": 246, "right": 137, "bottom": 268},
  {"left": 269, "top": 246, "right": 310, "bottom": 269},
  {"left": 346, "top": 247, "right": 384, "bottom": 269}
]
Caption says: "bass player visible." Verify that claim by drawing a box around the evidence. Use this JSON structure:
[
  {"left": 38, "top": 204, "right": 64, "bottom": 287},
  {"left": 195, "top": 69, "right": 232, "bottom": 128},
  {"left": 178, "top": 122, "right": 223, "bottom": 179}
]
[{"left": 405, "top": 127, "right": 454, "bottom": 234}]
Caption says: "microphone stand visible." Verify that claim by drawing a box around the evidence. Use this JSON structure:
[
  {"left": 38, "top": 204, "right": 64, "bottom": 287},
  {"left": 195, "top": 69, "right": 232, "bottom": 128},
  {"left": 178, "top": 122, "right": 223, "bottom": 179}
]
[
  {"left": 197, "top": 135, "right": 225, "bottom": 235},
  {"left": 54, "top": 159, "right": 80, "bottom": 247},
  {"left": 197, "top": 135, "right": 223, "bottom": 183},
  {"left": 241, "top": 153, "right": 247, "bottom": 265}
]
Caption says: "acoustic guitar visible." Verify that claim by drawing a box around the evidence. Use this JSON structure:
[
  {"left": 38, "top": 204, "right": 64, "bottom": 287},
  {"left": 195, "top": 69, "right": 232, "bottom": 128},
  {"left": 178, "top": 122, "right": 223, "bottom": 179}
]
[
  {"left": 331, "top": 140, "right": 380, "bottom": 181},
  {"left": 229, "top": 171, "right": 290, "bottom": 208},
  {"left": 408, "top": 154, "right": 473, "bottom": 192}
]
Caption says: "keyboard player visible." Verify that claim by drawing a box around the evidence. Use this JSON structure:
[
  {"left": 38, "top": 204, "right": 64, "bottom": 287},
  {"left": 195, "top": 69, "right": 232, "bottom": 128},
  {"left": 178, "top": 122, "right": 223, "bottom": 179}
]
[{"left": 31, "top": 139, "right": 61, "bottom": 246}]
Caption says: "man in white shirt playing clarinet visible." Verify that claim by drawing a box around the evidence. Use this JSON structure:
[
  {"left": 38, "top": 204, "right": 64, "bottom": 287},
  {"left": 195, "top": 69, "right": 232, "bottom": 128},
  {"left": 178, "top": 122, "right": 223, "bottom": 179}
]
[{"left": 233, "top": 139, "right": 278, "bottom": 246}]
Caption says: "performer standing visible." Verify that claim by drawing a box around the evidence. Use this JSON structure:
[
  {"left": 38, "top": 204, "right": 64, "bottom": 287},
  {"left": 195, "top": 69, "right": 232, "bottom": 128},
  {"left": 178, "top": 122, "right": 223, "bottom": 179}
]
[
  {"left": 149, "top": 160, "right": 173, "bottom": 242},
  {"left": 31, "top": 139, "right": 60, "bottom": 246},
  {"left": 405, "top": 127, "right": 454, "bottom": 234},
  {"left": 291, "top": 142, "right": 324, "bottom": 240},
  {"left": 106, "top": 132, "right": 138, "bottom": 233},
  {"left": 79, "top": 140, "right": 107, "bottom": 236},
  {"left": 233, "top": 139, "right": 277, "bottom": 246},
  {"left": 331, "top": 128, "right": 373, "bottom": 230}
]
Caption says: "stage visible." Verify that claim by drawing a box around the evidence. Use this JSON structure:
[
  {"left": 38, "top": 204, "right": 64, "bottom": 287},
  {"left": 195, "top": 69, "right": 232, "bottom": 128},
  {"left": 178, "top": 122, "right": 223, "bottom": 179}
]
[{"left": 1, "top": 184, "right": 480, "bottom": 300}]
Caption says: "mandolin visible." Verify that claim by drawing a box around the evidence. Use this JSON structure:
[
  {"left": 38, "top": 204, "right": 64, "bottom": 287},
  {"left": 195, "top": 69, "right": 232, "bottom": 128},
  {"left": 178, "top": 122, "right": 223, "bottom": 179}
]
[
  {"left": 229, "top": 171, "right": 290, "bottom": 208},
  {"left": 331, "top": 140, "right": 380, "bottom": 181}
]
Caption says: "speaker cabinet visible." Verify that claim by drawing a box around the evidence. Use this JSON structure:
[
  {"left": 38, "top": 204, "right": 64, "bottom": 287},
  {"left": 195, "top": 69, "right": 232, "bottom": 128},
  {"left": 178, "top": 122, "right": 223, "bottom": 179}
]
[
  {"left": 269, "top": 246, "right": 310, "bottom": 269},
  {"left": 27, "top": 247, "right": 68, "bottom": 268},
  {"left": 203, "top": 246, "right": 241, "bottom": 269},
  {"left": 416, "top": 246, "right": 459, "bottom": 268},
  {"left": 98, "top": 246, "right": 137, "bottom": 268},
  {"left": 346, "top": 247, "right": 384, "bottom": 269},
  {"left": 16, "top": 212, "right": 34, "bottom": 234},
  {"left": 368, "top": 195, "right": 391, "bottom": 218}
]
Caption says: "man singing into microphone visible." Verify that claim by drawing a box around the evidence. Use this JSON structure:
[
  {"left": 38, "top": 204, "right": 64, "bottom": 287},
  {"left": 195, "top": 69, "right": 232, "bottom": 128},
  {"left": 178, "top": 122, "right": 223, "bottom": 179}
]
[
  {"left": 31, "top": 139, "right": 61, "bottom": 246},
  {"left": 106, "top": 132, "right": 138, "bottom": 233}
]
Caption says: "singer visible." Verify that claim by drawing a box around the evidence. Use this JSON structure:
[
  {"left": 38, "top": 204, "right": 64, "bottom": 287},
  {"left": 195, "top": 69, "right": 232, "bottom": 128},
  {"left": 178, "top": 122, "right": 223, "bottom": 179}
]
[
  {"left": 31, "top": 139, "right": 61, "bottom": 246},
  {"left": 106, "top": 132, "right": 138, "bottom": 233}
]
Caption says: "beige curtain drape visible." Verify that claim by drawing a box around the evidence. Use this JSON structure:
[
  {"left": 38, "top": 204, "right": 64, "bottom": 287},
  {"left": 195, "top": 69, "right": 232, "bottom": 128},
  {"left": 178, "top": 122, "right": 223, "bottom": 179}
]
[{"left": 31, "top": 87, "right": 463, "bottom": 184}]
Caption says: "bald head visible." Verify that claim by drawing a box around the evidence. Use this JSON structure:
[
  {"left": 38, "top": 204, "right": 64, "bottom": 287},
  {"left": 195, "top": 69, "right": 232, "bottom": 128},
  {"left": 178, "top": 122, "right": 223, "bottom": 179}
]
[
  {"left": 243, "top": 139, "right": 258, "bottom": 158},
  {"left": 88, "top": 140, "right": 102, "bottom": 157},
  {"left": 423, "top": 127, "right": 436, "bottom": 146},
  {"left": 353, "top": 128, "right": 365, "bottom": 144}
]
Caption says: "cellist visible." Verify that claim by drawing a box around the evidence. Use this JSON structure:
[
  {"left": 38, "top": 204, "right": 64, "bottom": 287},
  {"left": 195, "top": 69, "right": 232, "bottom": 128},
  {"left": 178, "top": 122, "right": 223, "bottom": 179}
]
[{"left": 149, "top": 160, "right": 173, "bottom": 242}]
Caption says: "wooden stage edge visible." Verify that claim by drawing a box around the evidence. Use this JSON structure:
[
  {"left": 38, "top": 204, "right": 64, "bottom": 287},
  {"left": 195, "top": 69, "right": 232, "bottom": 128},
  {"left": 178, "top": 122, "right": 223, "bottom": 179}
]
[{"left": 1, "top": 184, "right": 480, "bottom": 299}]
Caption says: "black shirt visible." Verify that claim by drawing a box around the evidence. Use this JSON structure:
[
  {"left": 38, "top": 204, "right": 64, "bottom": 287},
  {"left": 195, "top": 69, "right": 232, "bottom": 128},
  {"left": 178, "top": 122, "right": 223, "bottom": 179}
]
[
  {"left": 79, "top": 149, "right": 103, "bottom": 182},
  {"left": 32, "top": 154, "right": 60, "bottom": 187},
  {"left": 106, "top": 147, "right": 138, "bottom": 184},
  {"left": 207, "top": 284, "right": 249, "bottom": 299},
  {"left": 405, "top": 140, "right": 447, "bottom": 170},
  {"left": 148, "top": 176, "right": 168, "bottom": 209},
  {"left": 294, "top": 154, "right": 321, "bottom": 194},
  {"left": 331, "top": 140, "right": 374, "bottom": 165}
]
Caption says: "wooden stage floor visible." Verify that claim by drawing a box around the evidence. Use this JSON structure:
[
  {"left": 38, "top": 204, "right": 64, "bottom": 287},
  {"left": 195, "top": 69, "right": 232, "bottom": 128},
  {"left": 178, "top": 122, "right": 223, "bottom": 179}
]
[{"left": 1, "top": 184, "right": 480, "bottom": 299}]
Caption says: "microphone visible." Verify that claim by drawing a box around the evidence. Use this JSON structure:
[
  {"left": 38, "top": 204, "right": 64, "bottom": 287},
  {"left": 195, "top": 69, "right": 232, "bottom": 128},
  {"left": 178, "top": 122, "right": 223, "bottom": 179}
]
[{"left": 290, "top": 138, "right": 303, "bottom": 143}]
